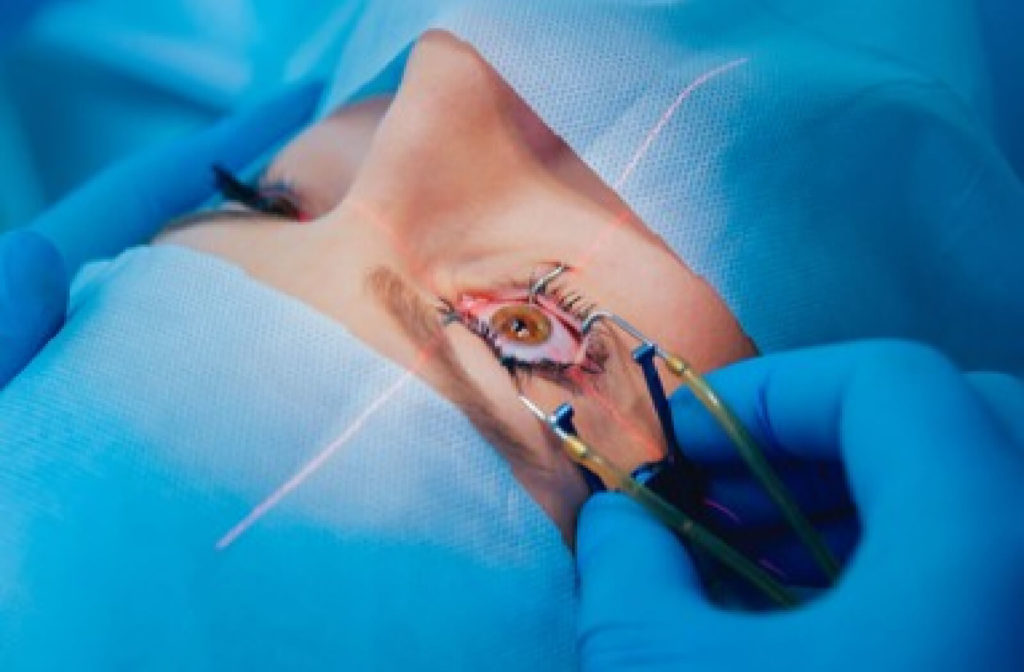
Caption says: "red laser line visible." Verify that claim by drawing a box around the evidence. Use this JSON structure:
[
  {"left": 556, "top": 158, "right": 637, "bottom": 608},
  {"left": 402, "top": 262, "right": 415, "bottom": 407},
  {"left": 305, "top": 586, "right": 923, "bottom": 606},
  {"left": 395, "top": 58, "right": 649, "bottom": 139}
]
[
  {"left": 347, "top": 198, "right": 433, "bottom": 287},
  {"left": 214, "top": 58, "right": 750, "bottom": 549},
  {"left": 758, "top": 557, "right": 787, "bottom": 581},
  {"left": 215, "top": 337, "right": 441, "bottom": 550},
  {"left": 703, "top": 496, "right": 742, "bottom": 525},
  {"left": 571, "top": 370, "right": 664, "bottom": 465},
  {"left": 215, "top": 193, "right": 458, "bottom": 550},
  {"left": 614, "top": 57, "right": 749, "bottom": 192},
  {"left": 576, "top": 57, "right": 749, "bottom": 270}
]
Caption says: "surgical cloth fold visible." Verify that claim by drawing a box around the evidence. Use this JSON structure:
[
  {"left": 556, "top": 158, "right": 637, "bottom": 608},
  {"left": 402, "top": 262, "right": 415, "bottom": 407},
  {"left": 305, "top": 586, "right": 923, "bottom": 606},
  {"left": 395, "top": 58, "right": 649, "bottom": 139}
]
[
  {"left": 0, "top": 246, "right": 576, "bottom": 669},
  {"left": 4, "top": 0, "right": 1024, "bottom": 667}
]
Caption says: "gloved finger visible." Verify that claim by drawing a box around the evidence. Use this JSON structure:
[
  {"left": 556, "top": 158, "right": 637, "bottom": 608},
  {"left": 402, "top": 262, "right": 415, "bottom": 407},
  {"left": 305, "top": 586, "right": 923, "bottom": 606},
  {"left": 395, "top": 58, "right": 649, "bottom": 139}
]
[
  {"left": 967, "top": 372, "right": 1024, "bottom": 450},
  {"left": 670, "top": 341, "right": 1003, "bottom": 514},
  {"left": 700, "top": 460, "right": 851, "bottom": 528},
  {"left": 576, "top": 493, "right": 715, "bottom": 638},
  {"left": 0, "top": 229, "right": 69, "bottom": 386},
  {"left": 670, "top": 347, "right": 858, "bottom": 466},
  {"left": 32, "top": 78, "right": 323, "bottom": 275}
]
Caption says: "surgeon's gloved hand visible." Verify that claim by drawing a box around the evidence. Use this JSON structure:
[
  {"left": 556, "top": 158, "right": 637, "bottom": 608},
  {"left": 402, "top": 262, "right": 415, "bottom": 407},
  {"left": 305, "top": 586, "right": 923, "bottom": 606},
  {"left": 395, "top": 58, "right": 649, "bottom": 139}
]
[
  {"left": 1, "top": 79, "right": 322, "bottom": 388},
  {"left": 576, "top": 341, "right": 1024, "bottom": 672},
  {"left": 0, "top": 229, "right": 67, "bottom": 384}
]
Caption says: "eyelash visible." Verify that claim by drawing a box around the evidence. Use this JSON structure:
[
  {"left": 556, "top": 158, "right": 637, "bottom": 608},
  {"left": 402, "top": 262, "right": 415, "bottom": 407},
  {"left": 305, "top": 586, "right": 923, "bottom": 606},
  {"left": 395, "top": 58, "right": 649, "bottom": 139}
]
[
  {"left": 446, "top": 274, "right": 608, "bottom": 383},
  {"left": 551, "top": 292, "right": 597, "bottom": 327},
  {"left": 212, "top": 164, "right": 307, "bottom": 220},
  {"left": 467, "top": 318, "right": 580, "bottom": 378}
]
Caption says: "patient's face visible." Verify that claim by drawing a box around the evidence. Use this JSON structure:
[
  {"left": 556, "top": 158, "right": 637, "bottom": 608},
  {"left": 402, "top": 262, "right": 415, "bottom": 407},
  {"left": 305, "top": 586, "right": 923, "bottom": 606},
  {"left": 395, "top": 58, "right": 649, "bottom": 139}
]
[{"left": 158, "top": 31, "right": 754, "bottom": 540}]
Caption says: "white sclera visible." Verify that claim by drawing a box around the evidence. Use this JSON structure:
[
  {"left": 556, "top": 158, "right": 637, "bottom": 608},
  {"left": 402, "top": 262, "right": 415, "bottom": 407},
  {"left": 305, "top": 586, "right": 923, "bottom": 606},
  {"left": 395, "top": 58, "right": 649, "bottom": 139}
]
[{"left": 470, "top": 300, "right": 580, "bottom": 365}]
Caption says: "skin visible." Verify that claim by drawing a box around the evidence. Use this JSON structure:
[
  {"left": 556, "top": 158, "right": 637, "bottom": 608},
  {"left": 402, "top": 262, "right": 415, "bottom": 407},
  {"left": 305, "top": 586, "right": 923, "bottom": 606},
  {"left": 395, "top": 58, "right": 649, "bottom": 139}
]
[{"left": 156, "top": 31, "right": 754, "bottom": 542}]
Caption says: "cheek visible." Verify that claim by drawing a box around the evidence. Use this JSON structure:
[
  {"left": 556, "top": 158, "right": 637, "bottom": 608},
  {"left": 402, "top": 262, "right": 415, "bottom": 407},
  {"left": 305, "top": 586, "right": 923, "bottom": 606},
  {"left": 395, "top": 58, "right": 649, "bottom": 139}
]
[
  {"left": 592, "top": 250, "right": 756, "bottom": 374},
  {"left": 655, "top": 278, "right": 757, "bottom": 373}
]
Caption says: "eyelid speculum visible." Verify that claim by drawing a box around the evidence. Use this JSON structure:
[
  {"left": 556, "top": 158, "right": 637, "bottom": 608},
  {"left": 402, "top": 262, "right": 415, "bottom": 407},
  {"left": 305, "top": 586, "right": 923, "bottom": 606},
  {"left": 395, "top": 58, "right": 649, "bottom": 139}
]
[
  {"left": 528, "top": 263, "right": 570, "bottom": 304},
  {"left": 437, "top": 265, "right": 606, "bottom": 378}
]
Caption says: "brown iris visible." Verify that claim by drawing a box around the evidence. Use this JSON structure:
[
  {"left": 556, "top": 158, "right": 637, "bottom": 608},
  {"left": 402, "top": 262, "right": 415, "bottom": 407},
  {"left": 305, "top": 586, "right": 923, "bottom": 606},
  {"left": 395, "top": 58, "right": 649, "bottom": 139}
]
[{"left": 490, "top": 304, "right": 552, "bottom": 345}]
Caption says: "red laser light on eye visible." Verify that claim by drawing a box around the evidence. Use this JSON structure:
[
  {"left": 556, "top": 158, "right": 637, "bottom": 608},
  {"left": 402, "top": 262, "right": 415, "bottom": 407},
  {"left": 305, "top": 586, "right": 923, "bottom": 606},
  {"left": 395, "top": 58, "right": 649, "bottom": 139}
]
[{"left": 214, "top": 336, "right": 443, "bottom": 550}]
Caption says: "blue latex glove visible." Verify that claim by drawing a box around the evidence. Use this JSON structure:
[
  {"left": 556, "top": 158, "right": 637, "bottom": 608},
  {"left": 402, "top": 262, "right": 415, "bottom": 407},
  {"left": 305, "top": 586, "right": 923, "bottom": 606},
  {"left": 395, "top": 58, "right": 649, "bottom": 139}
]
[
  {"left": 577, "top": 341, "right": 1024, "bottom": 671},
  {"left": 0, "top": 229, "right": 67, "bottom": 384},
  {"left": 0, "top": 0, "right": 55, "bottom": 43},
  {"left": 0, "top": 79, "right": 322, "bottom": 388},
  {"left": 32, "top": 78, "right": 323, "bottom": 276}
]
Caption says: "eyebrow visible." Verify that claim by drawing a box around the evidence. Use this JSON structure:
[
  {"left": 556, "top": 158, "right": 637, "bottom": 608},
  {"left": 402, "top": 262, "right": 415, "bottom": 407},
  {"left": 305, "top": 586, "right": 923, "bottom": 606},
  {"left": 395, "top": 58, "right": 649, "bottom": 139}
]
[{"left": 365, "top": 266, "right": 542, "bottom": 468}]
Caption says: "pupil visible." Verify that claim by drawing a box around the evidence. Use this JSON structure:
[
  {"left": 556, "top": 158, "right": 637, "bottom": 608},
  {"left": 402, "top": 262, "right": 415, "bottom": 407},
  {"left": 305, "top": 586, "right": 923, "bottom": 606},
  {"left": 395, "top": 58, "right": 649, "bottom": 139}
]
[{"left": 489, "top": 304, "right": 552, "bottom": 345}]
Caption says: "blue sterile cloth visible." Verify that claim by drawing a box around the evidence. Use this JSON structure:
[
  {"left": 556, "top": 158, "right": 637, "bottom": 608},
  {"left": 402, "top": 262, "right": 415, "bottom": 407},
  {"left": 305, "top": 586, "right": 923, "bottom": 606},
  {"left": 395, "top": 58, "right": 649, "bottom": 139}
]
[
  {"left": 0, "top": 246, "right": 576, "bottom": 669},
  {"left": 319, "top": 0, "right": 1024, "bottom": 373},
  {"left": 4, "top": 1, "right": 1023, "bottom": 667}
]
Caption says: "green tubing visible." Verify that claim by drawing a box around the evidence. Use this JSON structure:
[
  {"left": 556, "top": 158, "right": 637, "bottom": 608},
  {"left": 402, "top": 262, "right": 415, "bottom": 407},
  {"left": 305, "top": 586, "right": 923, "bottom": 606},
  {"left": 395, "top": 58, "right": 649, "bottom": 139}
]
[
  {"left": 581, "top": 443, "right": 798, "bottom": 607},
  {"left": 680, "top": 367, "right": 841, "bottom": 582}
]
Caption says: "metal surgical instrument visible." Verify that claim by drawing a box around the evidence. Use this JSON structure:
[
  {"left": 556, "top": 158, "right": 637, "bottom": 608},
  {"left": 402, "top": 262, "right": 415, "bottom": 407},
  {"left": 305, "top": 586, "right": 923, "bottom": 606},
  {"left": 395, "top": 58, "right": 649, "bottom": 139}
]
[
  {"left": 518, "top": 394, "right": 797, "bottom": 607},
  {"left": 579, "top": 310, "right": 841, "bottom": 582}
]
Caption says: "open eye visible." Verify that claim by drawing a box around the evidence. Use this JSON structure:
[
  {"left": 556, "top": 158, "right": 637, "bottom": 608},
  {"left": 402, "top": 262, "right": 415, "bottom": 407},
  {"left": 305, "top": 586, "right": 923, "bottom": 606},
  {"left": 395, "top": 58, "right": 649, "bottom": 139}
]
[
  {"left": 453, "top": 290, "right": 606, "bottom": 378},
  {"left": 470, "top": 300, "right": 581, "bottom": 366}
]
